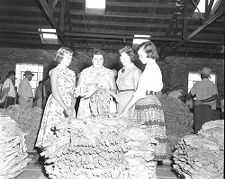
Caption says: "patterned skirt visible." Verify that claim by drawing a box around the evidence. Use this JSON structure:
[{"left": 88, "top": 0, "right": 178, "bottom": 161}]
[{"left": 133, "top": 94, "right": 167, "bottom": 161}]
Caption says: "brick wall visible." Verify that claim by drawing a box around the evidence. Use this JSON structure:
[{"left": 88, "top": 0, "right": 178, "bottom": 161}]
[{"left": 0, "top": 47, "right": 224, "bottom": 97}]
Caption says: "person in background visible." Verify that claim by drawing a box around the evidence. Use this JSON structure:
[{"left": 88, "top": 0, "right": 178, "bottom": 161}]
[
  {"left": 42, "top": 77, "right": 51, "bottom": 109},
  {"left": 120, "top": 41, "right": 167, "bottom": 177},
  {"left": 168, "top": 87, "right": 183, "bottom": 100},
  {"left": 34, "top": 80, "right": 44, "bottom": 109},
  {"left": 0, "top": 77, "right": 3, "bottom": 91},
  {"left": 161, "top": 87, "right": 172, "bottom": 97},
  {"left": 116, "top": 46, "right": 141, "bottom": 115},
  {"left": 0, "top": 71, "right": 16, "bottom": 108},
  {"left": 189, "top": 67, "right": 218, "bottom": 133},
  {"left": 77, "top": 48, "right": 117, "bottom": 118},
  {"left": 18, "top": 70, "right": 34, "bottom": 108},
  {"left": 36, "top": 46, "right": 76, "bottom": 148},
  {"left": 220, "top": 97, "right": 224, "bottom": 119}
]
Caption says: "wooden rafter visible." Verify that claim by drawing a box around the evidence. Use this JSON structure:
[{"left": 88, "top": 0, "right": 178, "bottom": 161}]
[
  {"left": 161, "top": 8, "right": 225, "bottom": 59},
  {"left": 38, "top": 0, "right": 67, "bottom": 45},
  {"left": 59, "top": 0, "right": 66, "bottom": 32}
]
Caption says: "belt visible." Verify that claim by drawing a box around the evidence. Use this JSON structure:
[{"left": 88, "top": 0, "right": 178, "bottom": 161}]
[
  {"left": 146, "top": 91, "right": 157, "bottom": 95},
  {"left": 118, "top": 89, "right": 135, "bottom": 92}
]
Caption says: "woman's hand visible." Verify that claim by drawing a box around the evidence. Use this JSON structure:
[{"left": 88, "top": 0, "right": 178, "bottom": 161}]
[
  {"left": 119, "top": 108, "right": 129, "bottom": 118},
  {"left": 64, "top": 107, "right": 74, "bottom": 124},
  {"left": 194, "top": 100, "right": 202, "bottom": 106},
  {"left": 66, "top": 108, "right": 74, "bottom": 117}
]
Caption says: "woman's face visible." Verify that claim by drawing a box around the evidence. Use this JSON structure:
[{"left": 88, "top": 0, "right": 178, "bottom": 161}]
[
  {"left": 138, "top": 48, "right": 148, "bottom": 64},
  {"left": 92, "top": 54, "right": 104, "bottom": 69},
  {"left": 120, "top": 52, "right": 131, "bottom": 67},
  {"left": 61, "top": 53, "right": 72, "bottom": 66}
]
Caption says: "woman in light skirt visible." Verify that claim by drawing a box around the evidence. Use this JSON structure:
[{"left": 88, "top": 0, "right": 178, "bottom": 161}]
[{"left": 120, "top": 41, "right": 167, "bottom": 178}]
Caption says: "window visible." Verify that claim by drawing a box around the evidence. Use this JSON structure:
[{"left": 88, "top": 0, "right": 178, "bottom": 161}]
[
  {"left": 194, "top": 0, "right": 220, "bottom": 14},
  {"left": 38, "top": 28, "right": 58, "bottom": 44},
  {"left": 15, "top": 63, "right": 44, "bottom": 95},
  {"left": 85, "top": 0, "right": 106, "bottom": 14},
  {"left": 188, "top": 72, "right": 216, "bottom": 92}
]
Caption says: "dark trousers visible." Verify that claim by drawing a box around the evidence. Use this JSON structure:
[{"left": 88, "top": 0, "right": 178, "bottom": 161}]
[
  {"left": 194, "top": 104, "right": 212, "bottom": 133},
  {"left": 3, "top": 96, "right": 15, "bottom": 108}
]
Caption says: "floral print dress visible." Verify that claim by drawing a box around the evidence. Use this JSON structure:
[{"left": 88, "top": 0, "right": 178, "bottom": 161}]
[
  {"left": 77, "top": 66, "right": 114, "bottom": 119},
  {"left": 35, "top": 65, "right": 76, "bottom": 148}
]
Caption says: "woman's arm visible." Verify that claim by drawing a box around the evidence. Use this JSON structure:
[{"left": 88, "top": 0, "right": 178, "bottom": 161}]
[
  {"left": 132, "top": 69, "right": 142, "bottom": 90},
  {"left": 109, "top": 72, "right": 117, "bottom": 94},
  {"left": 77, "top": 71, "right": 84, "bottom": 87},
  {"left": 50, "top": 68, "right": 68, "bottom": 111},
  {"left": 120, "top": 95, "right": 139, "bottom": 116}
]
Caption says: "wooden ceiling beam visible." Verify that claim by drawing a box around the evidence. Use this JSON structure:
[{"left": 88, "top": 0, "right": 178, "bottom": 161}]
[
  {"left": 70, "top": 10, "right": 173, "bottom": 19},
  {"left": 70, "top": 19, "right": 168, "bottom": 28},
  {"left": 161, "top": 8, "right": 225, "bottom": 59},
  {"left": 59, "top": 0, "right": 66, "bottom": 32},
  {"left": 69, "top": 0, "right": 176, "bottom": 8},
  {"left": 70, "top": 27, "right": 166, "bottom": 37},
  {"left": 65, "top": 0, "right": 72, "bottom": 32},
  {"left": 0, "top": 29, "right": 223, "bottom": 45},
  {"left": 106, "top": 1, "right": 175, "bottom": 8},
  {"left": 38, "top": 0, "right": 57, "bottom": 27},
  {"left": 38, "top": 0, "right": 67, "bottom": 45},
  {"left": 0, "top": 16, "right": 223, "bottom": 33}
]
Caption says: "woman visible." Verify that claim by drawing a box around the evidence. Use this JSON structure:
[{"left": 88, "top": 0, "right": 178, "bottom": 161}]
[
  {"left": 116, "top": 46, "right": 141, "bottom": 115},
  {"left": 77, "top": 48, "right": 117, "bottom": 118},
  {"left": 36, "top": 47, "right": 76, "bottom": 148},
  {"left": 120, "top": 41, "right": 167, "bottom": 176}
]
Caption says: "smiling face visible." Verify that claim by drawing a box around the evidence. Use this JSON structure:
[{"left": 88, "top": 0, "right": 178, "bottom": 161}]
[
  {"left": 92, "top": 54, "right": 104, "bottom": 69},
  {"left": 60, "top": 52, "right": 73, "bottom": 67},
  {"left": 138, "top": 48, "right": 148, "bottom": 64},
  {"left": 120, "top": 52, "right": 132, "bottom": 67}
]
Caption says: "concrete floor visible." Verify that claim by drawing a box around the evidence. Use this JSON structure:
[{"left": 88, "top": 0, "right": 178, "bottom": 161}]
[{"left": 15, "top": 158, "right": 178, "bottom": 179}]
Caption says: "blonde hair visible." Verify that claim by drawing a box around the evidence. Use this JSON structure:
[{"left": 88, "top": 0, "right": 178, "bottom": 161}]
[{"left": 54, "top": 47, "right": 73, "bottom": 63}]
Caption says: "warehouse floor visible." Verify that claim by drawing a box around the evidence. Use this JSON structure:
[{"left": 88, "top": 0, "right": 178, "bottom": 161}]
[{"left": 15, "top": 156, "right": 178, "bottom": 179}]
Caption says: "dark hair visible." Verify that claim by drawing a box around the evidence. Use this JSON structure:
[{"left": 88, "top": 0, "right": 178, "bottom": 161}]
[
  {"left": 137, "top": 41, "right": 159, "bottom": 60},
  {"left": 7, "top": 71, "right": 15, "bottom": 78},
  {"left": 38, "top": 81, "right": 44, "bottom": 85},
  {"left": 119, "top": 46, "right": 135, "bottom": 61},
  {"left": 91, "top": 48, "right": 105, "bottom": 59},
  {"left": 54, "top": 47, "right": 73, "bottom": 63}
]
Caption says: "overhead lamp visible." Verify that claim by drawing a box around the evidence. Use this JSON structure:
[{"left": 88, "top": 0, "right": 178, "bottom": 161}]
[{"left": 132, "top": 34, "right": 151, "bottom": 49}]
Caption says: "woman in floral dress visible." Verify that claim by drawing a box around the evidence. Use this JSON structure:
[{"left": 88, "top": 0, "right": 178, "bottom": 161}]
[
  {"left": 77, "top": 48, "right": 117, "bottom": 119},
  {"left": 116, "top": 46, "right": 142, "bottom": 116},
  {"left": 35, "top": 47, "right": 76, "bottom": 148}
]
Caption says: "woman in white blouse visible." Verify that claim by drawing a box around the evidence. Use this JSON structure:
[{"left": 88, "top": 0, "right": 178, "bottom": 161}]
[{"left": 120, "top": 41, "right": 167, "bottom": 171}]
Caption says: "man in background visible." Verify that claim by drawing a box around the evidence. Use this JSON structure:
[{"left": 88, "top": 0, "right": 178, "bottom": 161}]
[
  {"left": 34, "top": 80, "right": 44, "bottom": 109},
  {"left": 0, "top": 71, "right": 16, "bottom": 108},
  {"left": 189, "top": 67, "right": 218, "bottom": 133},
  {"left": 18, "top": 70, "right": 34, "bottom": 108}
]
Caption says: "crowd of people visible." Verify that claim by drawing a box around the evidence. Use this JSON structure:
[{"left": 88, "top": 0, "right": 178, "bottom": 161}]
[{"left": 0, "top": 41, "right": 224, "bottom": 166}]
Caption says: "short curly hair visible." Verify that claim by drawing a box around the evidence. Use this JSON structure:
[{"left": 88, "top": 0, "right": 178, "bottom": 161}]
[
  {"left": 91, "top": 48, "right": 105, "bottom": 59},
  {"left": 54, "top": 47, "right": 73, "bottom": 63},
  {"left": 137, "top": 41, "right": 159, "bottom": 60},
  {"left": 119, "top": 46, "right": 135, "bottom": 61}
]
